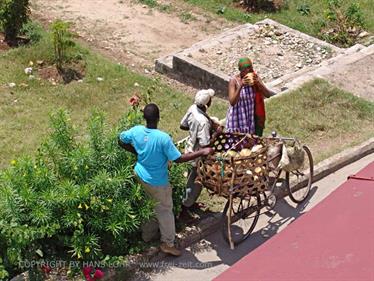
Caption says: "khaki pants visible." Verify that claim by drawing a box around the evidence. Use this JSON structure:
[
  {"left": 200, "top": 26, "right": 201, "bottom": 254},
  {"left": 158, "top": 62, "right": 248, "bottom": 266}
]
[{"left": 138, "top": 178, "right": 176, "bottom": 245}]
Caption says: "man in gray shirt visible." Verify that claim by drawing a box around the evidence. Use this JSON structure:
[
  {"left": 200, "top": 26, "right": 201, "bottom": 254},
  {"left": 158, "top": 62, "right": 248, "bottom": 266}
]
[{"left": 180, "top": 89, "right": 218, "bottom": 210}]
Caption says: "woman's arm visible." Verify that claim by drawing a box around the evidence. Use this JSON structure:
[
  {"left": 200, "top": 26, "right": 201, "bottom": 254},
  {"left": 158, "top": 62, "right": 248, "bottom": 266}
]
[
  {"left": 253, "top": 74, "right": 276, "bottom": 98},
  {"left": 228, "top": 77, "right": 242, "bottom": 106}
]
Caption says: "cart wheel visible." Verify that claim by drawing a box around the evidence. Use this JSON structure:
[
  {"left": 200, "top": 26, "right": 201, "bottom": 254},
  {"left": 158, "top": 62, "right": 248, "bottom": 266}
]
[
  {"left": 222, "top": 194, "right": 261, "bottom": 246},
  {"left": 286, "top": 145, "right": 314, "bottom": 203}
]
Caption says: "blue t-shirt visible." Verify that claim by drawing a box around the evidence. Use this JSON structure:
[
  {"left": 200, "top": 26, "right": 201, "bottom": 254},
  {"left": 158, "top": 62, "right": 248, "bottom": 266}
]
[{"left": 119, "top": 125, "right": 182, "bottom": 187}]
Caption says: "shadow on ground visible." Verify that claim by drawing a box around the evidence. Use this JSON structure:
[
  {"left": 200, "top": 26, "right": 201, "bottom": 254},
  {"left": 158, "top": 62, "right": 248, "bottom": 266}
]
[{"left": 129, "top": 185, "right": 318, "bottom": 280}]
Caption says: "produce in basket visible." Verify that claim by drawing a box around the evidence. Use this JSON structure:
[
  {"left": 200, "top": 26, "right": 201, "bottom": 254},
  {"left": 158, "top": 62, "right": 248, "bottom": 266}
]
[
  {"left": 226, "top": 150, "right": 238, "bottom": 158},
  {"left": 197, "top": 132, "right": 271, "bottom": 196},
  {"left": 239, "top": 148, "right": 252, "bottom": 157},
  {"left": 254, "top": 167, "right": 263, "bottom": 174},
  {"left": 251, "top": 144, "right": 263, "bottom": 153}
]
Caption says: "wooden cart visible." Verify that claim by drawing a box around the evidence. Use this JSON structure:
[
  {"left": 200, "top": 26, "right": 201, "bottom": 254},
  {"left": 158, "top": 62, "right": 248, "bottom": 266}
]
[{"left": 196, "top": 132, "right": 314, "bottom": 249}]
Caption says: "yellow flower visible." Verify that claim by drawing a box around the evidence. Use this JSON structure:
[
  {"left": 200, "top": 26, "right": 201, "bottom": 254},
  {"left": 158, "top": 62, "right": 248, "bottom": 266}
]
[
  {"left": 10, "top": 160, "right": 16, "bottom": 165},
  {"left": 84, "top": 203, "right": 89, "bottom": 210},
  {"left": 78, "top": 203, "right": 83, "bottom": 209},
  {"left": 77, "top": 252, "right": 82, "bottom": 259},
  {"left": 107, "top": 199, "right": 113, "bottom": 203},
  {"left": 85, "top": 247, "right": 91, "bottom": 253}
]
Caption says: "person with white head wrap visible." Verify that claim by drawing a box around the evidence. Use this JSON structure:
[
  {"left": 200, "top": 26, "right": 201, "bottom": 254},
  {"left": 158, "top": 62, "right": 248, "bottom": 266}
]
[
  {"left": 179, "top": 88, "right": 216, "bottom": 210},
  {"left": 194, "top": 89, "right": 215, "bottom": 108}
]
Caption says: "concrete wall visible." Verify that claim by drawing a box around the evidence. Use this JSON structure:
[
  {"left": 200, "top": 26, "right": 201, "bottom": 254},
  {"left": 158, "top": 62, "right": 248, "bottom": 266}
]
[{"left": 172, "top": 54, "right": 230, "bottom": 97}]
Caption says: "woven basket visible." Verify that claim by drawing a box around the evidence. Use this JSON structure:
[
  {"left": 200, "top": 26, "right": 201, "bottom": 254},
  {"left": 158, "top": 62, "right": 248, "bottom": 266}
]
[{"left": 196, "top": 133, "right": 280, "bottom": 197}]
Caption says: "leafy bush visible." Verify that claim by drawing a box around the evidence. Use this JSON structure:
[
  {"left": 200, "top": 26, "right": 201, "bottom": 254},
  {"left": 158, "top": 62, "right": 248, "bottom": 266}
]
[
  {"left": 21, "top": 21, "right": 44, "bottom": 44},
  {"left": 322, "top": 0, "right": 365, "bottom": 46},
  {"left": 297, "top": 3, "right": 311, "bottom": 16},
  {"left": 241, "top": 0, "right": 287, "bottom": 12},
  {"left": 0, "top": 0, "right": 30, "bottom": 42},
  {"left": 51, "top": 20, "right": 75, "bottom": 69},
  {"left": 216, "top": 5, "right": 226, "bottom": 15},
  {"left": 345, "top": 2, "right": 365, "bottom": 27},
  {"left": 0, "top": 104, "right": 187, "bottom": 279}
]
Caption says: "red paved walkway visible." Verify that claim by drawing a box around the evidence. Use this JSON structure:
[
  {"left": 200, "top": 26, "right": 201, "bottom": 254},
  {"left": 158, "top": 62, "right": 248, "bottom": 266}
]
[{"left": 215, "top": 162, "right": 374, "bottom": 281}]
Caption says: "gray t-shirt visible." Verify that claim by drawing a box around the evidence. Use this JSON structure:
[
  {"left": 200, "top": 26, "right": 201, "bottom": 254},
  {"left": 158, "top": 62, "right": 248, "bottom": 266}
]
[{"left": 180, "top": 104, "right": 211, "bottom": 153}]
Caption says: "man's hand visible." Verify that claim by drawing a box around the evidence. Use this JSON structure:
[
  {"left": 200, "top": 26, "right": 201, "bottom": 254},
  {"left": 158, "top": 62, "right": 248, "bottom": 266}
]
[
  {"left": 199, "top": 147, "right": 215, "bottom": 156},
  {"left": 210, "top": 126, "right": 223, "bottom": 145},
  {"left": 174, "top": 147, "right": 214, "bottom": 163},
  {"left": 215, "top": 125, "right": 224, "bottom": 134}
]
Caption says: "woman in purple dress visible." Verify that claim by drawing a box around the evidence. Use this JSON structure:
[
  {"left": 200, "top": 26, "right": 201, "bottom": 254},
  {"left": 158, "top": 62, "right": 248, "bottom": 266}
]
[{"left": 226, "top": 57, "right": 275, "bottom": 136}]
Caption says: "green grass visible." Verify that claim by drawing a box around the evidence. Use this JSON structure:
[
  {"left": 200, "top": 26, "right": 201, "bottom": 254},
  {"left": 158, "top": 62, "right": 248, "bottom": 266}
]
[
  {"left": 218, "top": 79, "right": 372, "bottom": 167},
  {"left": 136, "top": 0, "right": 175, "bottom": 13},
  {"left": 138, "top": 0, "right": 158, "bottom": 8},
  {"left": 1, "top": 28, "right": 373, "bottom": 171},
  {"left": 265, "top": 79, "right": 374, "bottom": 163},
  {"left": 183, "top": 0, "right": 374, "bottom": 39},
  {"left": 0, "top": 31, "right": 228, "bottom": 169},
  {"left": 179, "top": 11, "right": 197, "bottom": 23}
]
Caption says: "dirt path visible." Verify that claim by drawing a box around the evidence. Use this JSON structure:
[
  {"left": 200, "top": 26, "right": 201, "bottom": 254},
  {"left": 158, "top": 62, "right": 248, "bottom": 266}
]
[{"left": 31, "top": 0, "right": 233, "bottom": 75}]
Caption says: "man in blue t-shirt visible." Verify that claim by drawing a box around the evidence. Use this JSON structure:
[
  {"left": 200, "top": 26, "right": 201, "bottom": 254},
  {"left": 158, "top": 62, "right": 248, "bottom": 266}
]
[{"left": 119, "top": 103, "right": 213, "bottom": 256}]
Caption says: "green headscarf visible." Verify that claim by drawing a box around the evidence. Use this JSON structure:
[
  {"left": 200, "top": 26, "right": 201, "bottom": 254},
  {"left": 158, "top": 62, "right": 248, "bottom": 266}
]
[{"left": 238, "top": 57, "right": 252, "bottom": 71}]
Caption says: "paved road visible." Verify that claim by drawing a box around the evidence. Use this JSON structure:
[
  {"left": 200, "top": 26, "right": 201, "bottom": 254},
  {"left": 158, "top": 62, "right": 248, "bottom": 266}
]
[
  {"left": 131, "top": 153, "right": 374, "bottom": 281},
  {"left": 215, "top": 160, "right": 374, "bottom": 280}
]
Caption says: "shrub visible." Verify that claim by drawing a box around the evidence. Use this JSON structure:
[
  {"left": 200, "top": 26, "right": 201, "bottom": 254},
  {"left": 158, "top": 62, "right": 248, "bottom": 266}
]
[
  {"left": 322, "top": 0, "right": 365, "bottom": 46},
  {"left": 0, "top": 104, "right": 187, "bottom": 279},
  {"left": 297, "top": 3, "right": 311, "bottom": 16},
  {"left": 241, "top": 0, "right": 287, "bottom": 12},
  {"left": 51, "top": 20, "right": 75, "bottom": 69},
  {"left": 345, "top": 2, "right": 365, "bottom": 27},
  {"left": 0, "top": 0, "right": 30, "bottom": 43},
  {"left": 20, "top": 21, "right": 44, "bottom": 44}
]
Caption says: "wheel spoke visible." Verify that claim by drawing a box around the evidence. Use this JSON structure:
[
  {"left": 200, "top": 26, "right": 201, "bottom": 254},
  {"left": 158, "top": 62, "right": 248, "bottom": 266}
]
[{"left": 222, "top": 194, "right": 260, "bottom": 246}]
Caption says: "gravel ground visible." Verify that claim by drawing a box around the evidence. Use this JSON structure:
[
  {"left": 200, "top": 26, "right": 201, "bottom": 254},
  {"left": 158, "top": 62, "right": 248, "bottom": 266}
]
[{"left": 189, "top": 23, "right": 336, "bottom": 82}]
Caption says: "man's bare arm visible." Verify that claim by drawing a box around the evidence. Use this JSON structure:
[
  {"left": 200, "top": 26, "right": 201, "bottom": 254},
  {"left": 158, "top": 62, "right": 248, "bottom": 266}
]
[
  {"left": 174, "top": 147, "right": 214, "bottom": 163},
  {"left": 118, "top": 138, "right": 137, "bottom": 155}
]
